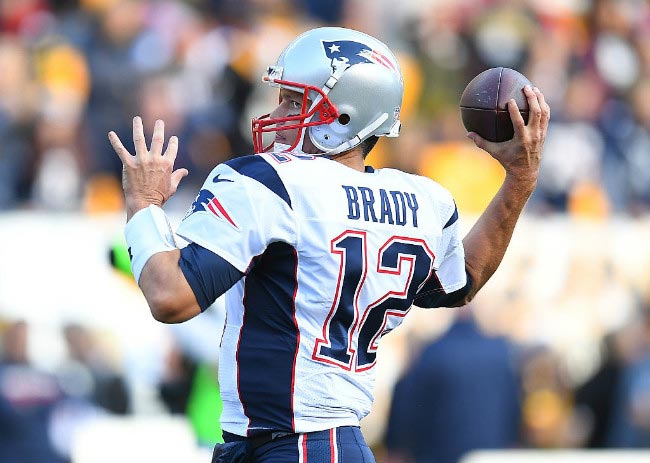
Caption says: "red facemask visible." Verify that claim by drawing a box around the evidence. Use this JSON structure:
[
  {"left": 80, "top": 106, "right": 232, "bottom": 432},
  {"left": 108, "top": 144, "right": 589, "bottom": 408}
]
[{"left": 251, "top": 78, "right": 339, "bottom": 153}]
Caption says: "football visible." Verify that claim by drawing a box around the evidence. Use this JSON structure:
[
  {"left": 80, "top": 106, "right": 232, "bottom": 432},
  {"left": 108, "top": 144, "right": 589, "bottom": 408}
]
[{"left": 460, "top": 67, "right": 532, "bottom": 142}]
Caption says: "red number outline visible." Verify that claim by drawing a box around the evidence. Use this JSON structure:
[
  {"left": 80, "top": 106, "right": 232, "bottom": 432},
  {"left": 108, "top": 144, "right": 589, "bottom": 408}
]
[
  {"left": 313, "top": 233, "right": 435, "bottom": 372},
  {"left": 312, "top": 230, "right": 368, "bottom": 370}
]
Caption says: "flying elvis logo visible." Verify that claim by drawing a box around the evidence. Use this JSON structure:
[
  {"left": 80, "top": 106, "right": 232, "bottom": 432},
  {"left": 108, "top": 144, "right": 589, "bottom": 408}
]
[
  {"left": 322, "top": 40, "right": 396, "bottom": 72},
  {"left": 186, "top": 189, "right": 239, "bottom": 230}
]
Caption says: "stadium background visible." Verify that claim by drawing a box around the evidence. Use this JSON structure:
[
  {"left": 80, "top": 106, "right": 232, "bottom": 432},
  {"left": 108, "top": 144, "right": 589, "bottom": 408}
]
[{"left": 0, "top": 0, "right": 649, "bottom": 461}]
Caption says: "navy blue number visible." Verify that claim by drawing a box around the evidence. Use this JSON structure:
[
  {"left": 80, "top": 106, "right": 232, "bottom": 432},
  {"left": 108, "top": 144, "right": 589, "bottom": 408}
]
[
  {"left": 314, "top": 232, "right": 366, "bottom": 369},
  {"left": 314, "top": 233, "right": 433, "bottom": 371},
  {"left": 356, "top": 240, "right": 433, "bottom": 370}
]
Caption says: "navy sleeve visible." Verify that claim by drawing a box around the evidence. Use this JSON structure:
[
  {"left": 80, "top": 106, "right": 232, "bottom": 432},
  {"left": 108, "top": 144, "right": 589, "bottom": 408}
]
[
  {"left": 413, "top": 271, "right": 473, "bottom": 308},
  {"left": 179, "top": 243, "right": 244, "bottom": 311}
]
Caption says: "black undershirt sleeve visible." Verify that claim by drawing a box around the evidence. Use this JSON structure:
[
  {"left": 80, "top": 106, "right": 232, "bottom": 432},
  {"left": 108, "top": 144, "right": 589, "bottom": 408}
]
[
  {"left": 179, "top": 243, "right": 244, "bottom": 311},
  {"left": 413, "top": 270, "right": 473, "bottom": 308}
]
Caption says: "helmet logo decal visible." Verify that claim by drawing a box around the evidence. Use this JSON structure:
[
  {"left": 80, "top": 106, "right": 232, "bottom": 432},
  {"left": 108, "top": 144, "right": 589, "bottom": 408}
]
[{"left": 322, "top": 40, "right": 396, "bottom": 72}]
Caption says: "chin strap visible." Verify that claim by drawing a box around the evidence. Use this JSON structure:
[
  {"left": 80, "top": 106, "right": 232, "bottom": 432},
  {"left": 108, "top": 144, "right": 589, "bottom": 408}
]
[{"left": 273, "top": 112, "right": 391, "bottom": 157}]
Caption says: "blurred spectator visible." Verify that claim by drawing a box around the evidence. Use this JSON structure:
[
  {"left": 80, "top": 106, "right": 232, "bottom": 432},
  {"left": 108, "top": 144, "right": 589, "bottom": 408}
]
[
  {"left": 159, "top": 307, "right": 227, "bottom": 446},
  {"left": 45, "top": 323, "right": 131, "bottom": 460},
  {"left": 159, "top": 342, "right": 224, "bottom": 446},
  {"left": 59, "top": 323, "right": 130, "bottom": 414},
  {"left": 575, "top": 330, "right": 626, "bottom": 448},
  {"left": 159, "top": 342, "right": 197, "bottom": 416},
  {"left": 532, "top": 70, "right": 607, "bottom": 213},
  {"left": 606, "top": 307, "right": 650, "bottom": 447},
  {"left": 297, "top": 0, "right": 345, "bottom": 25},
  {"left": 519, "top": 345, "right": 591, "bottom": 448},
  {"left": 81, "top": 0, "right": 147, "bottom": 183},
  {"left": 0, "top": 39, "right": 38, "bottom": 209},
  {"left": 384, "top": 308, "right": 521, "bottom": 463},
  {"left": 0, "top": 320, "right": 65, "bottom": 462},
  {"left": 602, "top": 77, "right": 650, "bottom": 216}
]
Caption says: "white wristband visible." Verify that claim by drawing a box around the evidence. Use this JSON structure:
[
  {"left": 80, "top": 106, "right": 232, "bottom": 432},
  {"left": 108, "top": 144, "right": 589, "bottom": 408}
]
[{"left": 125, "top": 205, "right": 178, "bottom": 284}]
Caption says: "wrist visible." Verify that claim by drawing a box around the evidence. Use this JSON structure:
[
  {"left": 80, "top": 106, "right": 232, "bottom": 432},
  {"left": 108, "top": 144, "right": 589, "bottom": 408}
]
[
  {"left": 126, "top": 198, "right": 162, "bottom": 222},
  {"left": 124, "top": 205, "right": 178, "bottom": 283},
  {"left": 504, "top": 171, "right": 538, "bottom": 193},
  {"left": 499, "top": 175, "right": 538, "bottom": 209}
]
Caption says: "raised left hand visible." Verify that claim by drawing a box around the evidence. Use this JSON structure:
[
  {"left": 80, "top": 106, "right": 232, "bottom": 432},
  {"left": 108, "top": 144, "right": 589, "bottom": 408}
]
[{"left": 109, "top": 117, "right": 188, "bottom": 220}]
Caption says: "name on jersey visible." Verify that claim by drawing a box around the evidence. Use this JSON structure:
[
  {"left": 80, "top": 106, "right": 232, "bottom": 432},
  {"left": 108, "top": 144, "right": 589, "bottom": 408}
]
[{"left": 342, "top": 185, "right": 419, "bottom": 227}]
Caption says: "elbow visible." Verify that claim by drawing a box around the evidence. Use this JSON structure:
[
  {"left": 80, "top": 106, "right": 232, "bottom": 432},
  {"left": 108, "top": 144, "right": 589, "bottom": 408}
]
[
  {"left": 146, "top": 291, "right": 187, "bottom": 324},
  {"left": 148, "top": 300, "right": 178, "bottom": 324},
  {"left": 138, "top": 259, "right": 199, "bottom": 323},
  {"left": 150, "top": 307, "right": 177, "bottom": 324}
]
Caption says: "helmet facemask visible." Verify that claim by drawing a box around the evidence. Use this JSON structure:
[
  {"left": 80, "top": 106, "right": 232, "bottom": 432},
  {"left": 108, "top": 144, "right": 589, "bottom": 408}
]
[{"left": 251, "top": 74, "right": 339, "bottom": 154}]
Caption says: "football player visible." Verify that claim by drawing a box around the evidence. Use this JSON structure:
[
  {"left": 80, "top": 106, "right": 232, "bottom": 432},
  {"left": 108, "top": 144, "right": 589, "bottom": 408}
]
[{"left": 109, "top": 27, "right": 549, "bottom": 463}]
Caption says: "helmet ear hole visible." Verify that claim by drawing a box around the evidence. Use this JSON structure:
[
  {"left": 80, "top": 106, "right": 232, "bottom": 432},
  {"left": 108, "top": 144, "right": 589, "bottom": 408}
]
[{"left": 338, "top": 114, "right": 351, "bottom": 125}]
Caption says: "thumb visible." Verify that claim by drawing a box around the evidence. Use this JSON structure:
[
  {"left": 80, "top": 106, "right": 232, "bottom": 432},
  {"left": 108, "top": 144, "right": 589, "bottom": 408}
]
[
  {"left": 466, "top": 132, "right": 496, "bottom": 154},
  {"left": 170, "top": 168, "right": 189, "bottom": 192}
]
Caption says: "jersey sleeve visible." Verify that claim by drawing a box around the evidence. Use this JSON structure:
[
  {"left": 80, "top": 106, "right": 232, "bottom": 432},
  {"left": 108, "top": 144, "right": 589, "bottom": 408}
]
[
  {"left": 434, "top": 203, "right": 467, "bottom": 291},
  {"left": 179, "top": 243, "right": 244, "bottom": 311},
  {"left": 176, "top": 155, "right": 296, "bottom": 273},
  {"left": 415, "top": 190, "right": 469, "bottom": 307}
]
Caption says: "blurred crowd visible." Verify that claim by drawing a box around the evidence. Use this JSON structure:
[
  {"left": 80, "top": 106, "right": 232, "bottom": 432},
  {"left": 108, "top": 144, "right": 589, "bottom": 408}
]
[
  {"left": 0, "top": 0, "right": 647, "bottom": 216},
  {"left": 380, "top": 303, "right": 650, "bottom": 463},
  {"left": 0, "top": 316, "right": 224, "bottom": 462},
  {"left": 0, "top": 321, "right": 128, "bottom": 462},
  {"left": 2, "top": 290, "right": 650, "bottom": 462}
]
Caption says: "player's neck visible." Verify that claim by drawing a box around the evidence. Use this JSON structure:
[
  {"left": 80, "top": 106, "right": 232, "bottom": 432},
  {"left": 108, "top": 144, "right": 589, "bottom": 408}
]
[{"left": 331, "top": 148, "right": 365, "bottom": 172}]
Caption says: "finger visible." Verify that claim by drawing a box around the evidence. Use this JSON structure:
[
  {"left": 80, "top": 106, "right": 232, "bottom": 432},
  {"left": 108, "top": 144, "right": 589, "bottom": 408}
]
[
  {"left": 467, "top": 131, "right": 497, "bottom": 154},
  {"left": 108, "top": 131, "right": 134, "bottom": 165},
  {"left": 170, "top": 168, "right": 189, "bottom": 193},
  {"left": 508, "top": 99, "right": 526, "bottom": 135},
  {"left": 132, "top": 116, "right": 148, "bottom": 156},
  {"left": 535, "top": 87, "right": 551, "bottom": 131},
  {"left": 524, "top": 85, "right": 541, "bottom": 129},
  {"left": 150, "top": 119, "right": 165, "bottom": 156},
  {"left": 163, "top": 135, "right": 179, "bottom": 163}
]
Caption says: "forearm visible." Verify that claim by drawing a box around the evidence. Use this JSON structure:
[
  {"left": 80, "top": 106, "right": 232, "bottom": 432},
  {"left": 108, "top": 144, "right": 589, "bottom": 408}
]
[
  {"left": 462, "top": 175, "right": 536, "bottom": 299},
  {"left": 460, "top": 85, "right": 549, "bottom": 301}
]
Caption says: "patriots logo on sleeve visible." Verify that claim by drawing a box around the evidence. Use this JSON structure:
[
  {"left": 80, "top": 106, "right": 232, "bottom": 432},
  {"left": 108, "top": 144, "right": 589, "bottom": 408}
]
[
  {"left": 322, "top": 40, "right": 397, "bottom": 72},
  {"left": 185, "top": 189, "right": 239, "bottom": 230}
]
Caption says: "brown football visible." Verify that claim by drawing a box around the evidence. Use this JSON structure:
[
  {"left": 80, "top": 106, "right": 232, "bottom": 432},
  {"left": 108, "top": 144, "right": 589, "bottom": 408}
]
[{"left": 460, "top": 67, "right": 531, "bottom": 142}]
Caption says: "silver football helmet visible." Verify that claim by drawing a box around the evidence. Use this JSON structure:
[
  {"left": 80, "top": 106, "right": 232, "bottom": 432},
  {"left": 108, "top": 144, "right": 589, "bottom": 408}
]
[{"left": 252, "top": 27, "right": 404, "bottom": 155}]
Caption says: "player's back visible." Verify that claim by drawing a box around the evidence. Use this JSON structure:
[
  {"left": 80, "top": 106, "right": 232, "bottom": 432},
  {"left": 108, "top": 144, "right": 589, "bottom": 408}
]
[{"left": 179, "top": 152, "right": 466, "bottom": 437}]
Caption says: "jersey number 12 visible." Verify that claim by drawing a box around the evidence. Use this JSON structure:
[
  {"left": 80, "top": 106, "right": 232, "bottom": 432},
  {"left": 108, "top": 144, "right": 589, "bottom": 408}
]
[{"left": 313, "top": 230, "right": 434, "bottom": 371}]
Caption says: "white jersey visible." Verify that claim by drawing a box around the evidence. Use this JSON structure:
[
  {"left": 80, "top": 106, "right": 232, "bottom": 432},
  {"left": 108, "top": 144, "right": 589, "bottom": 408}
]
[{"left": 176, "top": 152, "right": 466, "bottom": 436}]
